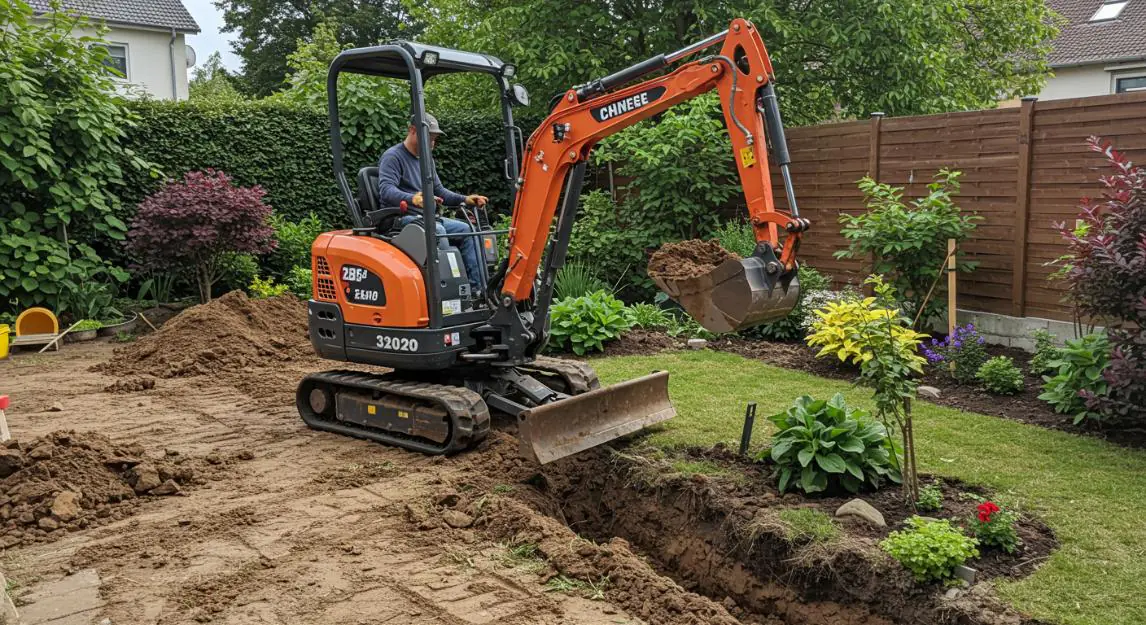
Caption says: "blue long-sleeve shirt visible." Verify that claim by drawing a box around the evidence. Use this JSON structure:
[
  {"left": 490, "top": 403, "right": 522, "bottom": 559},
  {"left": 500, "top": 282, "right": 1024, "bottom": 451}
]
[{"left": 376, "top": 142, "right": 466, "bottom": 210}]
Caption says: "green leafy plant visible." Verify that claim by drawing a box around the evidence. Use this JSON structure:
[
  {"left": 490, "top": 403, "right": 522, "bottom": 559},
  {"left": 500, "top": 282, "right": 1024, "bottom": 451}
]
[
  {"left": 664, "top": 311, "right": 716, "bottom": 340},
  {"left": 917, "top": 481, "right": 944, "bottom": 513},
  {"left": 72, "top": 320, "right": 103, "bottom": 332},
  {"left": 807, "top": 276, "right": 929, "bottom": 503},
  {"left": 548, "top": 291, "right": 633, "bottom": 355},
  {"left": 0, "top": 2, "right": 147, "bottom": 317},
  {"left": 972, "top": 501, "right": 1020, "bottom": 554},
  {"left": 554, "top": 262, "right": 609, "bottom": 300},
  {"left": 137, "top": 272, "right": 179, "bottom": 305},
  {"left": 65, "top": 278, "right": 122, "bottom": 322},
  {"left": 629, "top": 303, "right": 673, "bottom": 330},
  {"left": 1038, "top": 333, "right": 1111, "bottom": 424},
  {"left": 805, "top": 288, "right": 929, "bottom": 372},
  {"left": 285, "top": 266, "right": 313, "bottom": 299},
  {"left": 837, "top": 170, "right": 980, "bottom": 329},
  {"left": 763, "top": 393, "right": 901, "bottom": 494},
  {"left": 114, "top": 331, "right": 136, "bottom": 343},
  {"left": 881, "top": 516, "right": 980, "bottom": 583},
  {"left": 712, "top": 219, "right": 758, "bottom": 258},
  {"left": 265, "top": 213, "right": 325, "bottom": 281},
  {"left": 249, "top": 276, "right": 290, "bottom": 299},
  {"left": 1028, "top": 329, "right": 1061, "bottom": 376},
  {"left": 976, "top": 356, "right": 1025, "bottom": 395}
]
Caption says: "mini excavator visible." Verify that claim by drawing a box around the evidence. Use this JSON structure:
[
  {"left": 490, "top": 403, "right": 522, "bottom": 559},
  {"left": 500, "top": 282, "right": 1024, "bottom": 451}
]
[{"left": 298, "top": 18, "right": 809, "bottom": 464}]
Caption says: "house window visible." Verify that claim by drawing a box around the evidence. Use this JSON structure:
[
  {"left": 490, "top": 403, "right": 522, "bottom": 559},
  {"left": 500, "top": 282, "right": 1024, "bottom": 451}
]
[
  {"left": 1090, "top": 1, "right": 1129, "bottom": 21},
  {"left": 95, "top": 44, "right": 129, "bottom": 79},
  {"left": 1116, "top": 76, "right": 1146, "bottom": 93}
]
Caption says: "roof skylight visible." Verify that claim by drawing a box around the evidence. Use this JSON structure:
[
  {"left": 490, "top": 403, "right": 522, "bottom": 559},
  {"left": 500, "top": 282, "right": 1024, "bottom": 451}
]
[{"left": 1090, "top": 1, "right": 1129, "bottom": 21}]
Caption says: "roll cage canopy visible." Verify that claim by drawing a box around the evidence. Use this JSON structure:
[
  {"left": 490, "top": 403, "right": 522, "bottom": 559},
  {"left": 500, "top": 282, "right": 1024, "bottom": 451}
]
[{"left": 330, "top": 41, "right": 507, "bottom": 80}]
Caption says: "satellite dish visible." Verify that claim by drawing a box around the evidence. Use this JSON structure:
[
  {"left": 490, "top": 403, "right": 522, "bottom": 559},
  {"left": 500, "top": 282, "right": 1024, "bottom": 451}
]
[{"left": 186, "top": 45, "right": 197, "bottom": 68}]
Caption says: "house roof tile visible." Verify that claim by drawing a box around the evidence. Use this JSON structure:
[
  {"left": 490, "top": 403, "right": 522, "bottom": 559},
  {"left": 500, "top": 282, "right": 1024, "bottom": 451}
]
[
  {"left": 29, "top": 0, "right": 200, "bottom": 34},
  {"left": 1047, "top": 0, "right": 1146, "bottom": 66}
]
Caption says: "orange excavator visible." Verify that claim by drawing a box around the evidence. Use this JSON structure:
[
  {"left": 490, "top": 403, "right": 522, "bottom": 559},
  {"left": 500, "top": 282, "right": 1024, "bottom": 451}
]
[{"left": 297, "top": 18, "right": 809, "bottom": 464}]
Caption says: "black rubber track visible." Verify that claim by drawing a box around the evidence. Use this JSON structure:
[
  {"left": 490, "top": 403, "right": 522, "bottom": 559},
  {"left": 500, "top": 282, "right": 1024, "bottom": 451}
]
[{"left": 296, "top": 370, "right": 490, "bottom": 455}]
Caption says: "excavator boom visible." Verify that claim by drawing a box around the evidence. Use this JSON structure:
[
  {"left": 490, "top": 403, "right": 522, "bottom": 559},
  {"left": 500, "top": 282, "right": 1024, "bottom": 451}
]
[{"left": 502, "top": 18, "right": 807, "bottom": 333}]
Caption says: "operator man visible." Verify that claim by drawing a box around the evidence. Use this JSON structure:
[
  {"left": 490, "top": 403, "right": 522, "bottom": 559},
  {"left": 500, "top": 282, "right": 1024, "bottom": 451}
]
[{"left": 377, "top": 113, "right": 489, "bottom": 294}]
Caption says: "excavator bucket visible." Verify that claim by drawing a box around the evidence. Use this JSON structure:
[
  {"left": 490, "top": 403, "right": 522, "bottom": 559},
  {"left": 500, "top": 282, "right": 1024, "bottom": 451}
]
[
  {"left": 653, "top": 256, "right": 800, "bottom": 334},
  {"left": 517, "top": 371, "right": 675, "bottom": 464}
]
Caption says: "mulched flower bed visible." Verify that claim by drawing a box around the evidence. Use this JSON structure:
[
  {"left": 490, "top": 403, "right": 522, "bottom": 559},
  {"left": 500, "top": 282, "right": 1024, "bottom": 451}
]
[{"left": 568, "top": 330, "right": 1146, "bottom": 450}]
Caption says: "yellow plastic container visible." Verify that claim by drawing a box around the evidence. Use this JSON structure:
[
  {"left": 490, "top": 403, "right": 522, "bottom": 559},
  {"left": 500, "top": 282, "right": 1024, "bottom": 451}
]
[
  {"left": 0, "top": 324, "right": 9, "bottom": 360},
  {"left": 14, "top": 307, "right": 57, "bottom": 336}
]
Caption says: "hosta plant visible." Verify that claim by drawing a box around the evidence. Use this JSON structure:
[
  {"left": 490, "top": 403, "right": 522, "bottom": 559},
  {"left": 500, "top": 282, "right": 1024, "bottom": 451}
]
[
  {"left": 764, "top": 393, "right": 901, "bottom": 494},
  {"left": 806, "top": 296, "right": 929, "bottom": 371},
  {"left": 548, "top": 291, "right": 633, "bottom": 355}
]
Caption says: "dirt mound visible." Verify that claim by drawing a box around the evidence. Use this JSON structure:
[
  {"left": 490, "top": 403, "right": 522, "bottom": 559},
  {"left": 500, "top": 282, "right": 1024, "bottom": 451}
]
[
  {"left": 647, "top": 240, "right": 740, "bottom": 280},
  {"left": 0, "top": 431, "right": 197, "bottom": 547},
  {"left": 98, "top": 291, "right": 310, "bottom": 380},
  {"left": 104, "top": 376, "right": 156, "bottom": 393}
]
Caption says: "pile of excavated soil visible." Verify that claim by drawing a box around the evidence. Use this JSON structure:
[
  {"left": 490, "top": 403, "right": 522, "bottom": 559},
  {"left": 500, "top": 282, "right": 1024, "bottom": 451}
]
[
  {"left": 98, "top": 291, "right": 310, "bottom": 380},
  {"left": 0, "top": 431, "right": 198, "bottom": 547},
  {"left": 647, "top": 240, "right": 740, "bottom": 280}
]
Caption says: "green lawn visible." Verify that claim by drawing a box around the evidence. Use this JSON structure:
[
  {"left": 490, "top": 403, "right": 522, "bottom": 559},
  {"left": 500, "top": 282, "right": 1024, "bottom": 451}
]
[{"left": 592, "top": 350, "right": 1146, "bottom": 625}]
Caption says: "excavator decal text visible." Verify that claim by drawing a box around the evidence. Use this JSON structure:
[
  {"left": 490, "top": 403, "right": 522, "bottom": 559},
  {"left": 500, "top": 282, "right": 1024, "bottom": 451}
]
[{"left": 590, "top": 86, "right": 666, "bottom": 122}]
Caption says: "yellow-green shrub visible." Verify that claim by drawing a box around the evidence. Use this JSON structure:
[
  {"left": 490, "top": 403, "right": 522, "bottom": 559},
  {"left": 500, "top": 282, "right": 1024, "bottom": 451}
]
[{"left": 805, "top": 297, "right": 929, "bottom": 372}]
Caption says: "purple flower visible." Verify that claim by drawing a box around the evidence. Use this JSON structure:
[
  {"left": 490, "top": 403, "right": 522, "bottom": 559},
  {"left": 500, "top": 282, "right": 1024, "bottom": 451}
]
[{"left": 953, "top": 340, "right": 962, "bottom": 348}]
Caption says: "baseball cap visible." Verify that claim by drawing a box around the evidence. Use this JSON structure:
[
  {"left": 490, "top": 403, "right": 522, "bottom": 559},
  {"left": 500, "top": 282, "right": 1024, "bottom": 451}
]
[{"left": 411, "top": 112, "right": 445, "bottom": 136}]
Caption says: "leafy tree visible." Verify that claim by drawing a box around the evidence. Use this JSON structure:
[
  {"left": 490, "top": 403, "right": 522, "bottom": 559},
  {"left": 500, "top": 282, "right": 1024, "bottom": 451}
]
[
  {"left": 0, "top": 1, "right": 147, "bottom": 316},
  {"left": 189, "top": 51, "right": 245, "bottom": 103},
  {"left": 127, "top": 170, "right": 276, "bottom": 303},
  {"left": 269, "top": 18, "right": 407, "bottom": 166},
  {"left": 216, "top": 0, "right": 419, "bottom": 96},
  {"left": 836, "top": 170, "right": 980, "bottom": 330},
  {"left": 411, "top": 0, "right": 1059, "bottom": 124}
]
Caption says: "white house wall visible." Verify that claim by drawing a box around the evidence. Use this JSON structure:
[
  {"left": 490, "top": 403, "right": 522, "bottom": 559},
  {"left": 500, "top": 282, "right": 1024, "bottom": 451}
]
[
  {"left": 1039, "top": 65, "right": 1113, "bottom": 100},
  {"left": 35, "top": 21, "right": 190, "bottom": 100}
]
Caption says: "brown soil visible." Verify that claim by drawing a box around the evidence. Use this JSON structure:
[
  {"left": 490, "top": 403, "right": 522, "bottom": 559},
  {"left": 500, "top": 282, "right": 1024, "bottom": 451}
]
[
  {"left": 648, "top": 239, "right": 740, "bottom": 280},
  {"left": 711, "top": 337, "right": 1146, "bottom": 450},
  {"left": 97, "top": 290, "right": 310, "bottom": 381},
  {"left": 0, "top": 430, "right": 200, "bottom": 548},
  {"left": 441, "top": 434, "right": 1054, "bottom": 625},
  {"left": 0, "top": 294, "right": 1057, "bottom": 625}
]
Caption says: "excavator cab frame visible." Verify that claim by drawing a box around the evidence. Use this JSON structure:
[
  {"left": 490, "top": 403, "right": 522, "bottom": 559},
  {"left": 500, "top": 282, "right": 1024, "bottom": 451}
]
[{"left": 326, "top": 42, "right": 528, "bottom": 328}]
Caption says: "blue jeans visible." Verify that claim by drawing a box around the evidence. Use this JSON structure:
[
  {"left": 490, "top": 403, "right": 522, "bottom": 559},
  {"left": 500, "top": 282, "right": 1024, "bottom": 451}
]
[{"left": 399, "top": 214, "right": 485, "bottom": 291}]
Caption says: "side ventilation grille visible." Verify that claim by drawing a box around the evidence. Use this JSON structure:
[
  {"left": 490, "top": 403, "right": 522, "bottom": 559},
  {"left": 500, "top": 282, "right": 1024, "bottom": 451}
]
[{"left": 315, "top": 256, "right": 337, "bottom": 301}]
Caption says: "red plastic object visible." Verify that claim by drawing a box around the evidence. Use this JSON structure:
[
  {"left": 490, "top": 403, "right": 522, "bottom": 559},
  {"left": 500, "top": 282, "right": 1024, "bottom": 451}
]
[
  {"left": 399, "top": 200, "right": 408, "bottom": 214},
  {"left": 0, "top": 396, "right": 8, "bottom": 411}
]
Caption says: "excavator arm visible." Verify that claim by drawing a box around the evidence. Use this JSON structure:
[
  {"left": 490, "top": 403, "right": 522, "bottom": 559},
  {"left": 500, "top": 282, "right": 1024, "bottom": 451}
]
[{"left": 499, "top": 18, "right": 809, "bottom": 334}]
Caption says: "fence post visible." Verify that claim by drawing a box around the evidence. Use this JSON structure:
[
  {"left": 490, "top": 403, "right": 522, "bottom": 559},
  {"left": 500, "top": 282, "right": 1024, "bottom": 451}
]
[{"left": 1012, "top": 97, "right": 1037, "bottom": 318}]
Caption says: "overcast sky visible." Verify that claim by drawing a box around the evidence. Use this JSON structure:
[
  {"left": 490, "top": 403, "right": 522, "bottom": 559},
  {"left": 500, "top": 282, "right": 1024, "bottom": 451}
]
[{"left": 183, "top": 0, "right": 243, "bottom": 72}]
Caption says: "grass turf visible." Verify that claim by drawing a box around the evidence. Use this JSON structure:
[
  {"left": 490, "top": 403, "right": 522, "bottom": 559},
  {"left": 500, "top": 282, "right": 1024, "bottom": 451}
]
[{"left": 591, "top": 350, "right": 1146, "bottom": 625}]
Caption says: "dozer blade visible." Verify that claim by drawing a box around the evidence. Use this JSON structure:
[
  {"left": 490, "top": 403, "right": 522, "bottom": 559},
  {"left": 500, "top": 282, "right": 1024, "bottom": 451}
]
[
  {"left": 518, "top": 371, "right": 675, "bottom": 464},
  {"left": 652, "top": 256, "right": 800, "bottom": 334}
]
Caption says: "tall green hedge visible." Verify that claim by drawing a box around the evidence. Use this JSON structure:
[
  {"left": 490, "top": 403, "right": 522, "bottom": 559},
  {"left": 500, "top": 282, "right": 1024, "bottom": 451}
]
[{"left": 120, "top": 100, "right": 540, "bottom": 227}]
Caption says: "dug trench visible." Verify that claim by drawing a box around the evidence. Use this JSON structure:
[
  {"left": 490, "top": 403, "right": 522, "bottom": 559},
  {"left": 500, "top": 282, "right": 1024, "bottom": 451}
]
[{"left": 440, "top": 433, "right": 1055, "bottom": 625}]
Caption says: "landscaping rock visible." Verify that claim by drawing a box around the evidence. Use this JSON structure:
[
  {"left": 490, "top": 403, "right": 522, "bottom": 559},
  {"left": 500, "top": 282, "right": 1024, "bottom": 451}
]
[
  {"left": 28, "top": 445, "right": 53, "bottom": 460},
  {"left": 47, "top": 403, "right": 63, "bottom": 412},
  {"left": 129, "top": 463, "right": 162, "bottom": 493},
  {"left": 834, "top": 498, "right": 886, "bottom": 527},
  {"left": 687, "top": 338, "right": 708, "bottom": 349},
  {"left": 441, "top": 510, "right": 474, "bottom": 528},
  {"left": 50, "top": 491, "right": 82, "bottom": 521},
  {"left": 38, "top": 516, "right": 59, "bottom": 530}
]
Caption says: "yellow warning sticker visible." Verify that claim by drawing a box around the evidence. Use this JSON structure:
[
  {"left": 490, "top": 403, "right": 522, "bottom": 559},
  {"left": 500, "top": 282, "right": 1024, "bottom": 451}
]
[
  {"left": 740, "top": 146, "right": 756, "bottom": 168},
  {"left": 367, "top": 405, "right": 377, "bottom": 415},
  {"left": 398, "top": 410, "right": 410, "bottom": 419}
]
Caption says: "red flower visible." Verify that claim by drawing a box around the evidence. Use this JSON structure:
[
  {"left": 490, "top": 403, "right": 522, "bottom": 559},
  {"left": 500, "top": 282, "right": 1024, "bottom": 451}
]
[{"left": 977, "top": 501, "right": 1000, "bottom": 523}]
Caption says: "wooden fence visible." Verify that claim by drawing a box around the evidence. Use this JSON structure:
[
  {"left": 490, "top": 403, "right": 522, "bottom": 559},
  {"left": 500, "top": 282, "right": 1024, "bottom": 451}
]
[{"left": 768, "top": 90, "right": 1146, "bottom": 322}]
